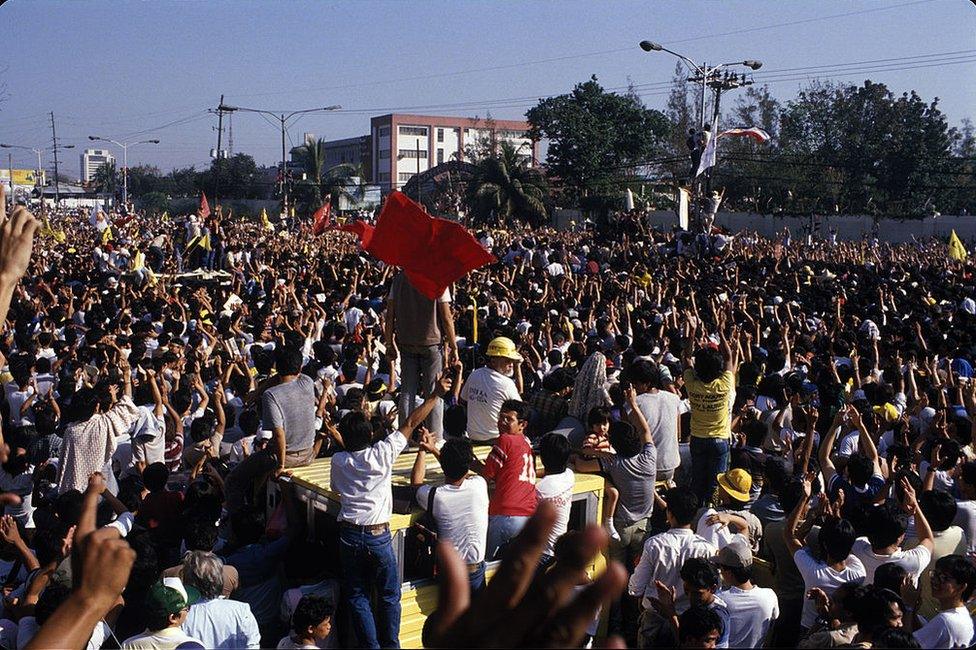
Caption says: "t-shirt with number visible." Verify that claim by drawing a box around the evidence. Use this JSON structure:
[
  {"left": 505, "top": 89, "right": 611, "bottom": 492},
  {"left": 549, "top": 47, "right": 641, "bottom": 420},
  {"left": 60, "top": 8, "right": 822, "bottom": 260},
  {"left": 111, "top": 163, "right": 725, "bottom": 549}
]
[{"left": 483, "top": 433, "right": 537, "bottom": 517}]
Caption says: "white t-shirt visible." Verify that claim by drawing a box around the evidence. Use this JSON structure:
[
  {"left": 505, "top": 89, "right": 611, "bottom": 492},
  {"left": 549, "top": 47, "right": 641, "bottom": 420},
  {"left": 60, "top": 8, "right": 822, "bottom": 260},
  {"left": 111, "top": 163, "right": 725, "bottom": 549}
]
[
  {"left": 851, "top": 537, "right": 931, "bottom": 586},
  {"left": 953, "top": 500, "right": 976, "bottom": 553},
  {"left": 535, "top": 469, "right": 575, "bottom": 555},
  {"left": 793, "top": 548, "right": 866, "bottom": 628},
  {"left": 460, "top": 367, "right": 520, "bottom": 442},
  {"left": 913, "top": 605, "right": 974, "bottom": 648},
  {"left": 330, "top": 430, "right": 408, "bottom": 525},
  {"left": 417, "top": 475, "right": 489, "bottom": 564},
  {"left": 8, "top": 388, "right": 34, "bottom": 427},
  {"left": 717, "top": 584, "right": 779, "bottom": 648},
  {"left": 835, "top": 430, "right": 859, "bottom": 458}
]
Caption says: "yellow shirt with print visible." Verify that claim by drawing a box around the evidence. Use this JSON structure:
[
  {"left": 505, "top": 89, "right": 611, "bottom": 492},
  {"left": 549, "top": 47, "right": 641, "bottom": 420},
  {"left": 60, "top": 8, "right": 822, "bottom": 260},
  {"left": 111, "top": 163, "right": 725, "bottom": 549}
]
[{"left": 683, "top": 369, "right": 735, "bottom": 439}]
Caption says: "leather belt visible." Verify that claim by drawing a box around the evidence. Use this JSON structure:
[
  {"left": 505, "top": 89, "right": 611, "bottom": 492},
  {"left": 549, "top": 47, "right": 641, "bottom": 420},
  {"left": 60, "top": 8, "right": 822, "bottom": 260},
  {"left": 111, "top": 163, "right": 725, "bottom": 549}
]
[{"left": 340, "top": 521, "right": 390, "bottom": 534}]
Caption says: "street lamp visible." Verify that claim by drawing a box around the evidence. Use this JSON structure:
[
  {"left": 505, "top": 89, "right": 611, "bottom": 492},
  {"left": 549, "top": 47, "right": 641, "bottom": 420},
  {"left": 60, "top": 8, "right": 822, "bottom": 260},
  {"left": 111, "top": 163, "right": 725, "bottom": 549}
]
[
  {"left": 0, "top": 142, "right": 73, "bottom": 201},
  {"left": 638, "top": 40, "right": 762, "bottom": 131},
  {"left": 217, "top": 103, "right": 341, "bottom": 215},
  {"left": 88, "top": 136, "right": 160, "bottom": 207}
]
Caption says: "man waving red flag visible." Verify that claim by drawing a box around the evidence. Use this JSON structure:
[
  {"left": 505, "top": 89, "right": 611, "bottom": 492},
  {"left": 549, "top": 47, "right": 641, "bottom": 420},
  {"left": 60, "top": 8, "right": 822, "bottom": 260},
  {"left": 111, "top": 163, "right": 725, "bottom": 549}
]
[
  {"left": 339, "top": 191, "right": 494, "bottom": 299},
  {"left": 199, "top": 193, "right": 211, "bottom": 219},
  {"left": 311, "top": 200, "right": 332, "bottom": 235}
]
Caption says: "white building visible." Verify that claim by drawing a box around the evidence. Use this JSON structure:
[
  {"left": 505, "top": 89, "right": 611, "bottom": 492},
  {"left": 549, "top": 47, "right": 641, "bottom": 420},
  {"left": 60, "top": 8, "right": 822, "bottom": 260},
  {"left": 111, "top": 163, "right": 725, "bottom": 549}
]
[{"left": 80, "top": 148, "right": 115, "bottom": 183}]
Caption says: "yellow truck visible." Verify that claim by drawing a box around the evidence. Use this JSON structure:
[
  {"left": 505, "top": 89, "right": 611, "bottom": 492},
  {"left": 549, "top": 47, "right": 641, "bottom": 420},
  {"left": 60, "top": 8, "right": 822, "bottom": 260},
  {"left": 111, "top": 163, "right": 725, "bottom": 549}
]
[{"left": 279, "top": 445, "right": 607, "bottom": 648}]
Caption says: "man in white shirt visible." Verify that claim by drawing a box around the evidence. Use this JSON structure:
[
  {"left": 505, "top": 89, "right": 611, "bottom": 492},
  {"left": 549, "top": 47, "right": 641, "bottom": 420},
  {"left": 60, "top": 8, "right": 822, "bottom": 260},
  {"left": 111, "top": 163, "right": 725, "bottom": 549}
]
[
  {"left": 851, "top": 486, "right": 934, "bottom": 586},
  {"left": 625, "top": 360, "right": 684, "bottom": 484},
  {"left": 459, "top": 337, "right": 522, "bottom": 442},
  {"left": 180, "top": 551, "right": 260, "bottom": 649},
  {"left": 715, "top": 537, "right": 779, "bottom": 648},
  {"left": 913, "top": 555, "right": 976, "bottom": 648},
  {"left": 411, "top": 434, "right": 489, "bottom": 591},
  {"left": 784, "top": 474, "right": 866, "bottom": 630},
  {"left": 630, "top": 488, "right": 717, "bottom": 620},
  {"left": 535, "top": 433, "right": 575, "bottom": 566},
  {"left": 330, "top": 370, "right": 452, "bottom": 649},
  {"left": 121, "top": 577, "right": 205, "bottom": 650}
]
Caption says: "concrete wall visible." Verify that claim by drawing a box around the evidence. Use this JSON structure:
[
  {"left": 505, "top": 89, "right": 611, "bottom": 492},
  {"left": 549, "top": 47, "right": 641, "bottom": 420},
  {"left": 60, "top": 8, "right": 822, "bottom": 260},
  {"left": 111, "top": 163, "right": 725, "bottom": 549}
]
[{"left": 642, "top": 211, "right": 976, "bottom": 243}]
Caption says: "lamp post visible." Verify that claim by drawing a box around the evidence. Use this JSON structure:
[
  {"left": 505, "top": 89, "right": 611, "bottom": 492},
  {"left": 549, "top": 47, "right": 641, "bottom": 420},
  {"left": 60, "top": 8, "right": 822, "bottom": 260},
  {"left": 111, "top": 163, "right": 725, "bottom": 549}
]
[
  {"left": 216, "top": 103, "right": 341, "bottom": 215},
  {"left": 88, "top": 136, "right": 160, "bottom": 208},
  {"left": 0, "top": 142, "right": 74, "bottom": 203},
  {"left": 639, "top": 40, "right": 762, "bottom": 227}
]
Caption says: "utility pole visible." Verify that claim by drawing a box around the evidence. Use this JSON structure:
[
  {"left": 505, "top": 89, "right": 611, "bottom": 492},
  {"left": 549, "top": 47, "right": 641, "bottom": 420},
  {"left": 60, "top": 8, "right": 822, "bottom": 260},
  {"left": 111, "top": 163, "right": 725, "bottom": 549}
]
[
  {"left": 6, "top": 153, "right": 13, "bottom": 201},
  {"left": 228, "top": 112, "right": 234, "bottom": 156},
  {"left": 704, "top": 71, "right": 752, "bottom": 195},
  {"left": 50, "top": 112, "right": 61, "bottom": 208},
  {"left": 416, "top": 140, "right": 422, "bottom": 207},
  {"left": 280, "top": 113, "right": 287, "bottom": 217},
  {"left": 214, "top": 95, "right": 225, "bottom": 210}
]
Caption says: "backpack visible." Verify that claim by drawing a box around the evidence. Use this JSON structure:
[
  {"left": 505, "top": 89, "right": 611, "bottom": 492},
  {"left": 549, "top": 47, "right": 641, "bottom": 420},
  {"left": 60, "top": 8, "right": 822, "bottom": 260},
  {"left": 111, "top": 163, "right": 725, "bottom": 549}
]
[{"left": 403, "top": 485, "right": 439, "bottom": 581}]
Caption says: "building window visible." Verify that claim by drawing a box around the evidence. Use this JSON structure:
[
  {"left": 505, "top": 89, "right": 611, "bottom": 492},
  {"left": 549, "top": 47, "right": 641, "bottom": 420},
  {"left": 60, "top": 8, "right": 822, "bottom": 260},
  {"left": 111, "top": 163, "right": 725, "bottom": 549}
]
[
  {"left": 437, "top": 128, "right": 444, "bottom": 142},
  {"left": 378, "top": 172, "right": 391, "bottom": 182},
  {"left": 398, "top": 172, "right": 414, "bottom": 182},
  {"left": 399, "top": 126, "right": 428, "bottom": 137},
  {"left": 378, "top": 126, "right": 390, "bottom": 137},
  {"left": 437, "top": 149, "right": 444, "bottom": 164},
  {"left": 398, "top": 149, "right": 428, "bottom": 159},
  {"left": 378, "top": 149, "right": 391, "bottom": 160}
]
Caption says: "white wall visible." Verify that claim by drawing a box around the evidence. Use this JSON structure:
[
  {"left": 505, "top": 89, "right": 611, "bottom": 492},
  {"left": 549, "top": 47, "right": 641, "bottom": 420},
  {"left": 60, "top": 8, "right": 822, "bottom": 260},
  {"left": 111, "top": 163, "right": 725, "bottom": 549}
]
[{"left": 640, "top": 211, "right": 976, "bottom": 243}]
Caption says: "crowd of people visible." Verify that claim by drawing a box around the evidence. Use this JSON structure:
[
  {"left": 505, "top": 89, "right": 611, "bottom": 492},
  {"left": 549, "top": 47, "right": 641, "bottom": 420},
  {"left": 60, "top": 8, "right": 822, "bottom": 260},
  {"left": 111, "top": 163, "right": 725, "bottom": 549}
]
[{"left": 0, "top": 186, "right": 974, "bottom": 648}]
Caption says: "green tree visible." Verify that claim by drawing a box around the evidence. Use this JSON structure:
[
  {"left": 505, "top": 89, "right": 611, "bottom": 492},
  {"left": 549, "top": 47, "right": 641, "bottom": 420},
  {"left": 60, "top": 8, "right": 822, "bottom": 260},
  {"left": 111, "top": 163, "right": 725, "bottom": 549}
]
[
  {"left": 125, "top": 165, "right": 165, "bottom": 198},
  {"left": 137, "top": 191, "right": 169, "bottom": 215},
  {"left": 465, "top": 141, "right": 548, "bottom": 226},
  {"left": 91, "top": 162, "right": 119, "bottom": 196},
  {"left": 293, "top": 138, "right": 329, "bottom": 197},
  {"left": 164, "top": 166, "right": 200, "bottom": 198},
  {"left": 526, "top": 76, "right": 671, "bottom": 203},
  {"left": 196, "top": 154, "right": 260, "bottom": 200}
]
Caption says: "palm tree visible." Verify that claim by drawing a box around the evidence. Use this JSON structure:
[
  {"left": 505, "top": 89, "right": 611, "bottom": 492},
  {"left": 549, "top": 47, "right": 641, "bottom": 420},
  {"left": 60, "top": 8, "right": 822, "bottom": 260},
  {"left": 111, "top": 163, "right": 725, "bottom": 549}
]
[
  {"left": 294, "top": 138, "right": 328, "bottom": 193},
  {"left": 91, "top": 162, "right": 118, "bottom": 196},
  {"left": 465, "top": 141, "right": 548, "bottom": 226},
  {"left": 320, "top": 163, "right": 365, "bottom": 207}
]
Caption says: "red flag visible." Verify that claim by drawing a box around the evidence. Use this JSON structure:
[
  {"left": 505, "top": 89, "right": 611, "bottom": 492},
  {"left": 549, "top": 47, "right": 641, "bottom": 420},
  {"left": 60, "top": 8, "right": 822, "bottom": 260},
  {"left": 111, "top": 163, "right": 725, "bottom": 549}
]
[
  {"left": 366, "top": 191, "right": 494, "bottom": 299},
  {"left": 199, "top": 193, "right": 211, "bottom": 218},
  {"left": 311, "top": 201, "right": 332, "bottom": 235},
  {"left": 338, "top": 220, "right": 375, "bottom": 249}
]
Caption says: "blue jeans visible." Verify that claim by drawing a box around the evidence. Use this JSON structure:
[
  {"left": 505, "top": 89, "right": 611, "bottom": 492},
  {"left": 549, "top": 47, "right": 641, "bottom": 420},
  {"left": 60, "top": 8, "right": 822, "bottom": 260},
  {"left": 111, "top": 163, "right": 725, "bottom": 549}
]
[
  {"left": 339, "top": 526, "right": 401, "bottom": 649},
  {"left": 690, "top": 436, "right": 730, "bottom": 506},
  {"left": 487, "top": 515, "right": 530, "bottom": 561},
  {"left": 468, "top": 561, "right": 486, "bottom": 593},
  {"left": 399, "top": 346, "right": 444, "bottom": 438}
]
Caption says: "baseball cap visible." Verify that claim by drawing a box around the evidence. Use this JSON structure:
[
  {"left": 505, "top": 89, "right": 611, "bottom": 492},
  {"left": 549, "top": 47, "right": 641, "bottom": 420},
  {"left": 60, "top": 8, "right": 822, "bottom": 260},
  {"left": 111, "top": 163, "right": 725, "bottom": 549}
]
[
  {"left": 714, "top": 536, "right": 753, "bottom": 569},
  {"left": 146, "top": 577, "right": 199, "bottom": 618}
]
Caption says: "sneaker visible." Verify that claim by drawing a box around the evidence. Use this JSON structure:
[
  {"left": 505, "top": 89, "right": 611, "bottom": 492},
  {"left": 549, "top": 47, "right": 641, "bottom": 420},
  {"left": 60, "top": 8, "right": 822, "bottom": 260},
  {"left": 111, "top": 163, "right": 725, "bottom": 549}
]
[{"left": 606, "top": 520, "right": 621, "bottom": 541}]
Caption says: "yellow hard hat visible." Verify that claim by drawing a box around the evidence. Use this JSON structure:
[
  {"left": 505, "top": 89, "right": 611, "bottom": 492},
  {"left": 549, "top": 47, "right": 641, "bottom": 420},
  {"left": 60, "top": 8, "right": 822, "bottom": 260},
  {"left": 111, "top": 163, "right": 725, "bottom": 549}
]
[{"left": 486, "top": 337, "right": 522, "bottom": 361}]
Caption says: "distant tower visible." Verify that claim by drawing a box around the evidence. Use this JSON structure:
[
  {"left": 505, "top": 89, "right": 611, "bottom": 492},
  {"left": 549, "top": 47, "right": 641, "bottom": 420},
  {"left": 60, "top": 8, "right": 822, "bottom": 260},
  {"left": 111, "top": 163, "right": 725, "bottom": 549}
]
[{"left": 228, "top": 112, "right": 234, "bottom": 156}]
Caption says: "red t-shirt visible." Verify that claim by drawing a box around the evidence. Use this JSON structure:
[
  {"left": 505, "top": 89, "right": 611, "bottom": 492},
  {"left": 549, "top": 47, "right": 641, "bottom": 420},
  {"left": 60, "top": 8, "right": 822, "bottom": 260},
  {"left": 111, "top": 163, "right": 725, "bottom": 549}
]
[{"left": 483, "top": 434, "right": 538, "bottom": 517}]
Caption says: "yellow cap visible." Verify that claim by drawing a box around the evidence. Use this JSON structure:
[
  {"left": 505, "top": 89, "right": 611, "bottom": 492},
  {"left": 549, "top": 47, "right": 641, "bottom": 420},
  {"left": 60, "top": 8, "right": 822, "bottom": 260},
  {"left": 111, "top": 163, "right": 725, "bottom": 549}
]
[{"left": 486, "top": 337, "right": 522, "bottom": 361}]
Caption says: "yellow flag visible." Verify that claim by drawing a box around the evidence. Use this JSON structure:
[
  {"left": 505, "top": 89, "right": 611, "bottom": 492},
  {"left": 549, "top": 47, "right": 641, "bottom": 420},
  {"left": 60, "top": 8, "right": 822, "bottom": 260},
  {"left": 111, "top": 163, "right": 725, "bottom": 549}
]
[
  {"left": 260, "top": 208, "right": 275, "bottom": 232},
  {"left": 132, "top": 251, "right": 145, "bottom": 271},
  {"left": 949, "top": 230, "right": 968, "bottom": 262},
  {"left": 53, "top": 229, "right": 66, "bottom": 244},
  {"left": 161, "top": 211, "right": 169, "bottom": 222},
  {"left": 101, "top": 225, "right": 112, "bottom": 244},
  {"left": 199, "top": 233, "right": 212, "bottom": 251}
]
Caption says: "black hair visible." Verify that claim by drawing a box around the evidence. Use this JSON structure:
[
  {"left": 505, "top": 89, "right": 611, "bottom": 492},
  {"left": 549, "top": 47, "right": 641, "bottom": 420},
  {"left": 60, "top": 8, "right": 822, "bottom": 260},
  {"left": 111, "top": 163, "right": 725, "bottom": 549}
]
[
  {"left": 743, "top": 419, "right": 767, "bottom": 448},
  {"left": 539, "top": 433, "right": 571, "bottom": 475},
  {"left": 608, "top": 420, "right": 641, "bottom": 458},
  {"left": 35, "top": 579, "right": 71, "bottom": 625},
  {"left": 678, "top": 605, "right": 723, "bottom": 644},
  {"left": 625, "top": 360, "right": 662, "bottom": 389},
  {"left": 33, "top": 527, "right": 64, "bottom": 566},
  {"left": 55, "top": 490, "right": 83, "bottom": 528},
  {"left": 935, "top": 554, "right": 976, "bottom": 601},
  {"left": 961, "top": 461, "right": 976, "bottom": 488},
  {"left": 874, "top": 562, "right": 908, "bottom": 595},
  {"left": 694, "top": 348, "right": 725, "bottom": 383},
  {"left": 664, "top": 488, "right": 700, "bottom": 526},
  {"left": 292, "top": 594, "right": 335, "bottom": 634},
  {"left": 819, "top": 517, "right": 857, "bottom": 563},
  {"left": 499, "top": 399, "right": 530, "bottom": 422},
  {"left": 275, "top": 345, "right": 304, "bottom": 376},
  {"left": 872, "top": 628, "right": 921, "bottom": 649},
  {"left": 679, "top": 556, "right": 720, "bottom": 590},
  {"left": 65, "top": 386, "right": 99, "bottom": 423},
  {"left": 338, "top": 410, "right": 373, "bottom": 452},
  {"left": 847, "top": 453, "right": 874, "bottom": 487},
  {"left": 865, "top": 505, "right": 907, "bottom": 549},
  {"left": 183, "top": 516, "right": 219, "bottom": 551},
  {"left": 850, "top": 585, "right": 904, "bottom": 635},
  {"left": 439, "top": 437, "right": 475, "bottom": 483},
  {"left": 586, "top": 406, "right": 612, "bottom": 427},
  {"left": 919, "top": 489, "right": 958, "bottom": 532},
  {"left": 142, "top": 462, "right": 170, "bottom": 492}
]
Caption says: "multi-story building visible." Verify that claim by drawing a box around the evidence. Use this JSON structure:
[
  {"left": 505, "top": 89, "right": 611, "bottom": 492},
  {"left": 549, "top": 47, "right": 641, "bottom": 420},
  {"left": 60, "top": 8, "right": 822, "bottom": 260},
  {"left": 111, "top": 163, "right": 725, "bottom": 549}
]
[
  {"left": 80, "top": 148, "right": 115, "bottom": 183},
  {"left": 366, "top": 114, "right": 537, "bottom": 193}
]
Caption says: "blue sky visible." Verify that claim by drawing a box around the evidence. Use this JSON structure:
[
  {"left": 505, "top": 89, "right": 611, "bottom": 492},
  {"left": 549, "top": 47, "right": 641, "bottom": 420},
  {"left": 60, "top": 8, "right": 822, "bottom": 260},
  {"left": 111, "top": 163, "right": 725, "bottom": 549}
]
[{"left": 1, "top": 0, "right": 973, "bottom": 176}]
